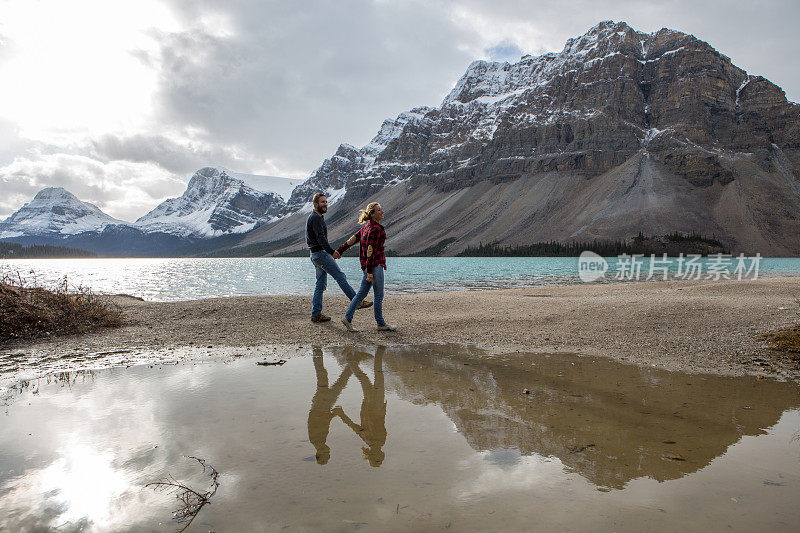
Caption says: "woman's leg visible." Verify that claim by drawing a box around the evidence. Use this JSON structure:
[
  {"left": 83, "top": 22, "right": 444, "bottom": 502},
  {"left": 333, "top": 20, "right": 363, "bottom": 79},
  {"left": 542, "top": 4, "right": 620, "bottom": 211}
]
[
  {"left": 372, "top": 267, "right": 386, "bottom": 326},
  {"left": 345, "top": 271, "right": 372, "bottom": 322}
]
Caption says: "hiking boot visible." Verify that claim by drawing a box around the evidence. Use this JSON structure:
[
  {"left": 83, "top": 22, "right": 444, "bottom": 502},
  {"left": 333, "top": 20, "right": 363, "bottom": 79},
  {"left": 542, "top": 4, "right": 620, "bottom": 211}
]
[
  {"left": 357, "top": 300, "right": 373, "bottom": 309},
  {"left": 341, "top": 318, "right": 358, "bottom": 332},
  {"left": 311, "top": 314, "right": 331, "bottom": 323},
  {"left": 376, "top": 324, "right": 397, "bottom": 331}
]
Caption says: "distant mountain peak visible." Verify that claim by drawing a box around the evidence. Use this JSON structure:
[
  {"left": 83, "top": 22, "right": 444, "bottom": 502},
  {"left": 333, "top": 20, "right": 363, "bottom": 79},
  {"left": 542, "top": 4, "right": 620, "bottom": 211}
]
[
  {"left": 33, "top": 186, "right": 77, "bottom": 199},
  {"left": 0, "top": 187, "right": 126, "bottom": 239},
  {"left": 134, "top": 167, "right": 299, "bottom": 238}
]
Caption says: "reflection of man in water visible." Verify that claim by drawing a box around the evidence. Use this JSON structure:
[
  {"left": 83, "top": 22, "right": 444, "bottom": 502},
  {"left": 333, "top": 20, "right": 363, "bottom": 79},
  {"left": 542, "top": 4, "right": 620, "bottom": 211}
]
[
  {"left": 307, "top": 347, "right": 352, "bottom": 464},
  {"left": 335, "top": 347, "right": 387, "bottom": 467}
]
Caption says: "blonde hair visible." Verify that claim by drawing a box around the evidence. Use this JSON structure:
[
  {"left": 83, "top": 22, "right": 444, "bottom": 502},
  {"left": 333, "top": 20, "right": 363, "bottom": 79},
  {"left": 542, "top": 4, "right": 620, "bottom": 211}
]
[{"left": 358, "top": 202, "right": 380, "bottom": 224}]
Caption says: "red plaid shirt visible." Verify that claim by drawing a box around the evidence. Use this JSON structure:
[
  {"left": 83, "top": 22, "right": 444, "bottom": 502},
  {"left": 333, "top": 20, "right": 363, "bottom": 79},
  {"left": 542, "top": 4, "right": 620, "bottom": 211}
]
[{"left": 337, "top": 220, "right": 386, "bottom": 274}]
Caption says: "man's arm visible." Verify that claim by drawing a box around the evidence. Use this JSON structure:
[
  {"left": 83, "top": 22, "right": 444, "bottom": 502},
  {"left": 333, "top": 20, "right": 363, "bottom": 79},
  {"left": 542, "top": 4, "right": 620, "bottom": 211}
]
[{"left": 311, "top": 215, "right": 336, "bottom": 255}]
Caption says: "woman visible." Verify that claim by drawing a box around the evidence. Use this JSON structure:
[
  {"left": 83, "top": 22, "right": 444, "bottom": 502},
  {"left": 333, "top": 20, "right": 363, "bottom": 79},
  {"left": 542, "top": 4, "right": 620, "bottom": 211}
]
[{"left": 337, "top": 202, "right": 396, "bottom": 332}]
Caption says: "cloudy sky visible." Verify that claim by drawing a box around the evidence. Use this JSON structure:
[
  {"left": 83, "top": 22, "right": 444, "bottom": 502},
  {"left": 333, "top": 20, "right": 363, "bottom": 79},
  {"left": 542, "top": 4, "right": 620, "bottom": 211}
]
[{"left": 1, "top": 0, "right": 798, "bottom": 221}]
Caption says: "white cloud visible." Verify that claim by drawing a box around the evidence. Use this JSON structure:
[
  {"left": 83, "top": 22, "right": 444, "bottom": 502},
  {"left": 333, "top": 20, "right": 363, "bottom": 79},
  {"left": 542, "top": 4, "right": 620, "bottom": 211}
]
[
  {"left": 0, "top": 0, "right": 798, "bottom": 221},
  {"left": 90, "top": 133, "right": 292, "bottom": 177},
  {"left": 148, "top": 0, "right": 478, "bottom": 173},
  {"left": 0, "top": 153, "right": 184, "bottom": 222},
  {"left": 0, "top": 0, "right": 179, "bottom": 143}
]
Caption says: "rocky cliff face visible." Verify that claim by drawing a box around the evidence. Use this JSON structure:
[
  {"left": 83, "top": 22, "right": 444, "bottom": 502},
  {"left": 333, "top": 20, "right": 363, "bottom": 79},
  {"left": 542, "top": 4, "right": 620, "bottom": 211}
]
[{"left": 245, "top": 20, "right": 800, "bottom": 255}]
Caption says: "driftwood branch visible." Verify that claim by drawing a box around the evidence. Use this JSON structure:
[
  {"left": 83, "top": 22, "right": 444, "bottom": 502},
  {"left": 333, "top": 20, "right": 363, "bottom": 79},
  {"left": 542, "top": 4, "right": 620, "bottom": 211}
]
[{"left": 146, "top": 456, "right": 220, "bottom": 532}]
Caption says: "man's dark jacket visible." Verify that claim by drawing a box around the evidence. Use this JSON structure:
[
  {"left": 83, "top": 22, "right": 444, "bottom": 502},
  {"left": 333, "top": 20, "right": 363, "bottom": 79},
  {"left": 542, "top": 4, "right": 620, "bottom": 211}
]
[{"left": 306, "top": 212, "right": 335, "bottom": 254}]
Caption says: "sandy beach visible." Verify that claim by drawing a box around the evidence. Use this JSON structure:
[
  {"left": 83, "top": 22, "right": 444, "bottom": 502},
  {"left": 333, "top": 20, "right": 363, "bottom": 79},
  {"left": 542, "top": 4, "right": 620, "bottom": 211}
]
[{"left": 2, "top": 276, "right": 798, "bottom": 381}]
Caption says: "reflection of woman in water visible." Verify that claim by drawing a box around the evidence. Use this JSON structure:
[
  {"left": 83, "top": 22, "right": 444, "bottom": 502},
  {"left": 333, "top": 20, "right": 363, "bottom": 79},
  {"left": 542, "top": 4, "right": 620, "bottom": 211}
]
[
  {"left": 307, "top": 348, "right": 352, "bottom": 464},
  {"left": 335, "top": 347, "right": 387, "bottom": 467}
]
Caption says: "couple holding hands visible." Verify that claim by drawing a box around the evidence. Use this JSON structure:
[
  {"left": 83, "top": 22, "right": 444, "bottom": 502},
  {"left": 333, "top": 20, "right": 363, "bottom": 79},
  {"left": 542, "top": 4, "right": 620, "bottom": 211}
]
[{"left": 306, "top": 192, "right": 396, "bottom": 332}]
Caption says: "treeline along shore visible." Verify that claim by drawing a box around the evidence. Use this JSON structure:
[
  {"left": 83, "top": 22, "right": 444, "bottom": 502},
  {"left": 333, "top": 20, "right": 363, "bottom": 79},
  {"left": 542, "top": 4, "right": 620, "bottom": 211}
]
[
  {"left": 0, "top": 242, "right": 97, "bottom": 259},
  {"left": 456, "top": 233, "right": 728, "bottom": 258}
]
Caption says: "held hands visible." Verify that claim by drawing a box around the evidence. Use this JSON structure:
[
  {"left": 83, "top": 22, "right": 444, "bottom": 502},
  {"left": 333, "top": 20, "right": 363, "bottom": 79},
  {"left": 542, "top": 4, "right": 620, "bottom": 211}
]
[{"left": 332, "top": 251, "right": 341, "bottom": 259}]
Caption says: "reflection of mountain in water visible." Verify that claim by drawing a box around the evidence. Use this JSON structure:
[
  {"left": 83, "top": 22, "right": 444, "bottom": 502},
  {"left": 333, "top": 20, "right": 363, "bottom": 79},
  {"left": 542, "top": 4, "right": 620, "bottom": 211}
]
[{"left": 350, "top": 345, "right": 800, "bottom": 490}]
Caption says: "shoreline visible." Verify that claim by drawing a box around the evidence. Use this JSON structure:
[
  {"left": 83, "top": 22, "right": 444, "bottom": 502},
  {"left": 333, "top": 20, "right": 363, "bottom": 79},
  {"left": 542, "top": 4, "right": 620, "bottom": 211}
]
[{"left": 2, "top": 276, "right": 799, "bottom": 382}]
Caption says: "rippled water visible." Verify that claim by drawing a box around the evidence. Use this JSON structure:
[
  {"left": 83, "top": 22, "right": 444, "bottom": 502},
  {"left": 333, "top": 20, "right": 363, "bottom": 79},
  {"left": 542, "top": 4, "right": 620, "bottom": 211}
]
[
  {"left": 2, "top": 256, "right": 800, "bottom": 301},
  {"left": 1, "top": 345, "right": 799, "bottom": 531}
]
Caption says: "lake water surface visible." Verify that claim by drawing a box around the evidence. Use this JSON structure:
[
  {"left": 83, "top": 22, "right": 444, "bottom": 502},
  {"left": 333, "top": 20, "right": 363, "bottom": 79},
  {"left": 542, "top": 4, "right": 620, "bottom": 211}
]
[
  {"left": 2, "top": 256, "right": 800, "bottom": 301},
  {"left": 1, "top": 345, "right": 799, "bottom": 531}
]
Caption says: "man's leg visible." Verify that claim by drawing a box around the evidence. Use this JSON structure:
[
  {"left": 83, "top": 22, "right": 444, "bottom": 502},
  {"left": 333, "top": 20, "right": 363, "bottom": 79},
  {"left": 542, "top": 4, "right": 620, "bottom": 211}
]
[
  {"left": 311, "top": 253, "right": 328, "bottom": 317},
  {"left": 315, "top": 252, "right": 356, "bottom": 300}
]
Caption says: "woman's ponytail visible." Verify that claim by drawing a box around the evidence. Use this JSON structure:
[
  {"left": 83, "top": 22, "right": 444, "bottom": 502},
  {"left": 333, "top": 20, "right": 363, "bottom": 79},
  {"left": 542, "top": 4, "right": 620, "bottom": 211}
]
[{"left": 358, "top": 202, "right": 380, "bottom": 224}]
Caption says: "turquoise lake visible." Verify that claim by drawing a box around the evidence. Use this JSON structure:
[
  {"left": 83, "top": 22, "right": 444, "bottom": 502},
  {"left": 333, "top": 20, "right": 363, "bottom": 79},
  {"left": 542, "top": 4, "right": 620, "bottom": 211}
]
[{"left": 1, "top": 256, "right": 799, "bottom": 302}]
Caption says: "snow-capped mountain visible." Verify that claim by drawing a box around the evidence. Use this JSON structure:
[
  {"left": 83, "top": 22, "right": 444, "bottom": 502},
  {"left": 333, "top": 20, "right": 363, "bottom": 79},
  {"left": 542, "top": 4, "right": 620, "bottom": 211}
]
[
  {"left": 135, "top": 167, "right": 302, "bottom": 238},
  {"left": 286, "top": 108, "right": 432, "bottom": 211},
  {"left": 0, "top": 167, "right": 303, "bottom": 253},
  {"left": 0, "top": 187, "right": 127, "bottom": 239},
  {"left": 245, "top": 20, "right": 800, "bottom": 256}
]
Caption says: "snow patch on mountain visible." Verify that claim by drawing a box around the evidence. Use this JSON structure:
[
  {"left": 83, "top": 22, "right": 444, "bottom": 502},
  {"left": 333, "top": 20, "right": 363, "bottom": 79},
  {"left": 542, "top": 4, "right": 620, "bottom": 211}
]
[
  {"left": 362, "top": 107, "right": 434, "bottom": 165},
  {"left": 295, "top": 186, "right": 347, "bottom": 215},
  {"left": 219, "top": 168, "right": 302, "bottom": 201}
]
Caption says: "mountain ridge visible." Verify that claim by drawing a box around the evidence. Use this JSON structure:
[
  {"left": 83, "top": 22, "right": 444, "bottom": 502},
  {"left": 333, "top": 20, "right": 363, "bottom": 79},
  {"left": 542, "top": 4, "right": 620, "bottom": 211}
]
[
  {"left": 240, "top": 19, "right": 800, "bottom": 256},
  {"left": 0, "top": 167, "right": 301, "bottom": 244}
]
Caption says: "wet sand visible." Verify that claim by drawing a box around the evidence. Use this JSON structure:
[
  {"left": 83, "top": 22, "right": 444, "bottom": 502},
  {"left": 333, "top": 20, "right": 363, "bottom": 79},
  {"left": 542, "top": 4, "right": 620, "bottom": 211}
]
[{"left": 2, "top": 276, "right": 799, "bottom": 381}]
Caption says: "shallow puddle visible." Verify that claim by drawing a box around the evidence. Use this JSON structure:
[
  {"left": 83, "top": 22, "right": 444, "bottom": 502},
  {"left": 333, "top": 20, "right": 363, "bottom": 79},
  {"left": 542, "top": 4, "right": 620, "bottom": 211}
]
[{"left": 1, "top": 345, "right": 799, "bottom": 531}]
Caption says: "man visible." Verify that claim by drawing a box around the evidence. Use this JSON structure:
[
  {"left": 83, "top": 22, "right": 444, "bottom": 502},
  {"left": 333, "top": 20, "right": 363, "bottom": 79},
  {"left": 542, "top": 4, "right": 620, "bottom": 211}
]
[{"left": 307, "top": 192, "right": 371, "bottom": 322}]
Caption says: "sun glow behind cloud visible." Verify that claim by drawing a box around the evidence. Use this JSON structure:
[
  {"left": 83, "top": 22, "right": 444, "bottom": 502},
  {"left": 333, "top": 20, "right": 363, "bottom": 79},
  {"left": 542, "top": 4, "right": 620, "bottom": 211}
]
[
  {"left": 0, "top": 440, "right": 133, "bottom": 529},
  {"left": 0, "top": 0, "right": 179, "bottom": 143}
]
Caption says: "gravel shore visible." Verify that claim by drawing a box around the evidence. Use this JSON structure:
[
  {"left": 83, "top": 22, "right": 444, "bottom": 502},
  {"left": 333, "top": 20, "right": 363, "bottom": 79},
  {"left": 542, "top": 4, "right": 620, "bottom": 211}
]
[{"left": 3, "top": 277, "right": 799, "bottom": 381}]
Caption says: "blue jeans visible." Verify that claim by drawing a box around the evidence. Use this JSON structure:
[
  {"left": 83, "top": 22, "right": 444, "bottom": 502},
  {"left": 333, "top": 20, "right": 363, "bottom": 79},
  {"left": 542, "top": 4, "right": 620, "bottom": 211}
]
[
  {"left": 345, "top": 267, "right": 385, "bottom": 326},
  {"left": 310, "top": 251, "right": 356, "bottom": 317}
]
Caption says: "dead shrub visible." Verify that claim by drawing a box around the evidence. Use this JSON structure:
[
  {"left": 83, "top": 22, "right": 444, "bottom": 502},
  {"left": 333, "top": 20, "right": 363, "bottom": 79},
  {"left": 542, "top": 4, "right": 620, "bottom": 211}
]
[{"left": 0, "top": 271, "right": 123, "bottom": 342}]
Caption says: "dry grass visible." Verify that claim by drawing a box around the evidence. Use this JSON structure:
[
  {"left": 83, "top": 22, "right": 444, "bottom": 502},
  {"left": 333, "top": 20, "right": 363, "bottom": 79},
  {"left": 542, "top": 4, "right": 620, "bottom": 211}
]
[
  {"left": 0, "top": 271, "right": 123, "bottom": 342},
  {"left": 760, "top": 297, "right": 800, "bottom": 358}
]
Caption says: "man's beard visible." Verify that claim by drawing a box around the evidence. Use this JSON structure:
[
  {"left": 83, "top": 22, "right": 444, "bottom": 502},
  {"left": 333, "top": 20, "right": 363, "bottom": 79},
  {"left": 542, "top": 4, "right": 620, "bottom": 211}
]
[{"left": 318, "top": 205, "right": 327, "bottom": 213}]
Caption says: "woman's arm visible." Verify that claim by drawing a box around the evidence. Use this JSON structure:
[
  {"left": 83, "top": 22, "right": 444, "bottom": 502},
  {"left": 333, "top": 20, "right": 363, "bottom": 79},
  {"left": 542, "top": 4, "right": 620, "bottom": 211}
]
[{"left": 336, "top": 230, "right": 360, "bottom": 256}]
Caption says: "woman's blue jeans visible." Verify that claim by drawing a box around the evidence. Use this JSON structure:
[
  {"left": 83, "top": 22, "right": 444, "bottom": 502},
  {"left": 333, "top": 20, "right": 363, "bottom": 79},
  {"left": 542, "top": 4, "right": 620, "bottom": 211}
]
[{"left": 345, "top": 267, "right": 385, "bottom": 326}]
